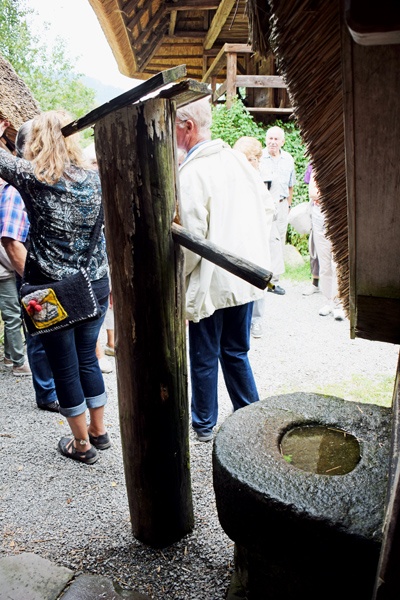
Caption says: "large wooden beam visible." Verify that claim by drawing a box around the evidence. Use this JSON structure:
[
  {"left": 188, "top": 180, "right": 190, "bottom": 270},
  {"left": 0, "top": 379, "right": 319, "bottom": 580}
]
[
  {"left": 126, "top": 0, "right": 153, "bottom": 31},
  {"left": 170, "top": 30, "right": 206, "bottom": 38},
  {"left": 374, "top": 354, "right": 400, "bottom": 599},
  {"left": 61, "top": 65, "right": 186, "bottom": 137},
  {"left": 136, "top": 20, "right": 169, "bottom": 70},
  {"left": 202, "top": 43, "right": 227, "bottom": 82},
  {"left": 236, "top": 75, "right": 286, "bottom": 88},
  {"left": 165, "top": 0, "right": 220, "bottom": 10},
  {"left": 95, "top": 99, "right": 193, "bottom": 548},
  {"left": 134, "top": 6, "right": 167, "bottom": 47},
  {"left": 171, "top": 223, "right": 272, "bottom": 290},
  {"left": 247, "top": 107, "right": 293, "bottom": 114},
  {"left": 159, "top": 79, "right": 210, "bottom": 106},
  {"left": 226, "top": 52, "right": 237, "bottom": 108},
  {"left": 213, "top": 80, "right": 227, "bottom": 101},
  {"left": 203, "top": 0, "right": 236, "bottom": 50},
  {"left": 224, "top": 43, "right": 253, "bottom": 53},
  {"left": 168, "top": 10, "right": 177, "bottom": 36}
]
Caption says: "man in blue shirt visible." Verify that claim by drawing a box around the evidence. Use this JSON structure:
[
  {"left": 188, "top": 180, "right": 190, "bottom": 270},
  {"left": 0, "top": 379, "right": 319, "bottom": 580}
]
[{"left": 260, "top": 126, "right": 296, "bottom": 295}]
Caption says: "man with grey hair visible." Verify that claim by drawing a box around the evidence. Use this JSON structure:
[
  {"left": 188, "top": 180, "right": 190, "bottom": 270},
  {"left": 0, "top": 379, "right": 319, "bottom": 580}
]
[
  {"left": 176, "top": 97, "right": 275, "bottom": 442},
  {"left": 260, "top": 125, "right": 296, "bottom": 295}
]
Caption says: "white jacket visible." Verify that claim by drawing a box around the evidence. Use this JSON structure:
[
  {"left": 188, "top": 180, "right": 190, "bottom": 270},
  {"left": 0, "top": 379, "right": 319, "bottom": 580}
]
[{"left": 178, "top": 139, "right": 275, "bottom": 322}]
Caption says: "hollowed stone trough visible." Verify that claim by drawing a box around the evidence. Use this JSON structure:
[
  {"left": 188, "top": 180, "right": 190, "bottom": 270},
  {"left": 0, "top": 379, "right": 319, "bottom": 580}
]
[{"left": 213, "top": 393, "right": 391, "bottom": 600}]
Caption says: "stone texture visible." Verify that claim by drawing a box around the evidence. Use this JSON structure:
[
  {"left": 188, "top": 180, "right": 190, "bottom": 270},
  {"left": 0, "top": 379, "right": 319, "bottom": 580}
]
[
  {"left": 213, "top": 393, "right": 392, "bottom": 600},
  {"left": 284, "top": 244, "right": 305, "bottom": 267},
  {"left": 62, "top": 574, "right": 151, "bottom": 600},
  {"left": 0, "top": 553, "right": 73, "bottom": 600}
]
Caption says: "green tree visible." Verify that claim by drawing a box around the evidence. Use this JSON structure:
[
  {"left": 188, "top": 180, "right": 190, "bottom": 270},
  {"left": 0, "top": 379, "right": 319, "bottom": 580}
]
[{"left": 0, "top": 0, "right": 96, "bottom": 119}]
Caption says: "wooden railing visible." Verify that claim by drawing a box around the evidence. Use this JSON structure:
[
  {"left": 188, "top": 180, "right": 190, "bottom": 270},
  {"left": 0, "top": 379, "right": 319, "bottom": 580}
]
[{"left": 202, "top": 43, "right": 292, "bottom": 113}]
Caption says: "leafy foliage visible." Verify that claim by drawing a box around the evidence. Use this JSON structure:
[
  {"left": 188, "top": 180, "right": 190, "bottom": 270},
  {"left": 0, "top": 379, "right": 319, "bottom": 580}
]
[
  {"left": 0, "top": 0, "right": 96, "bottom": 119},
  {"left": 211, "top": 98, "right": 310, "bottom": 255},
  {"left": 211, "top": 98, "right": 266, "bottom": 146}
]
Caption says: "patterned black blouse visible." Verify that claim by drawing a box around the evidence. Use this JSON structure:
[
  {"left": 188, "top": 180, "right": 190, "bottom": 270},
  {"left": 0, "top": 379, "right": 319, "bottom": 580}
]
[{"left": 0, "top": 150, "right": 108, "bottom": 282}]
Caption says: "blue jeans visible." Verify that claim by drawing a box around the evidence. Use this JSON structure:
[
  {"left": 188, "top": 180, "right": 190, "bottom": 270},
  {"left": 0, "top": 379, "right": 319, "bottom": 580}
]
[
  {"left": 39, "top": 301, "right": 108, "bottom": 417},
  {"left": 14, "top": 276, "right": 57, "bottom": 406},
  {"left": 27, "top": 333, "right": 58, "bottom": 406},
  {"left": 189, "top": 302, "right": 259, "bottom": 435}
]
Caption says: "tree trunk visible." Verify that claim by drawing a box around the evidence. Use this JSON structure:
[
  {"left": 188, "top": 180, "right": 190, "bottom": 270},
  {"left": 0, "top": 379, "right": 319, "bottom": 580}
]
[{"left": 95, "top": 98, "right": 193, "bottom": 548}]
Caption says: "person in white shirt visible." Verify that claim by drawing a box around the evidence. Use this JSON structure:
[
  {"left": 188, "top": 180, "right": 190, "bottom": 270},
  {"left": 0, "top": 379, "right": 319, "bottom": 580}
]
[
  {"left": 176, "top": 99, "right": 274, "bottom": 441},
  {"left": 260, "top": 126, "right": 296, "bottom": 295}
]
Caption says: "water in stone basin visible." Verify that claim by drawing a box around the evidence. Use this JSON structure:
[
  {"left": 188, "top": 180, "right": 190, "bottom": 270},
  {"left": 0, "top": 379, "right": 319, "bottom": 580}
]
[{"left": 280, "top": 425, "right": 361, "bottom": 475}]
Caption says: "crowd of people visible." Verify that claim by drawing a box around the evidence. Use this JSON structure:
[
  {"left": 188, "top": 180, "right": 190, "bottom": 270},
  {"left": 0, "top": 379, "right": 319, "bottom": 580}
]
[{"left": 0, "top": 96, "right": 346, "bottom": 456}]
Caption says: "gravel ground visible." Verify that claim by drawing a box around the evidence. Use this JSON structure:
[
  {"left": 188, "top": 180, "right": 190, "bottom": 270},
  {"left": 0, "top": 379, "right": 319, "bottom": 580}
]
[{"left": 0, "top": 279, "right": 399, "bottom": 599}]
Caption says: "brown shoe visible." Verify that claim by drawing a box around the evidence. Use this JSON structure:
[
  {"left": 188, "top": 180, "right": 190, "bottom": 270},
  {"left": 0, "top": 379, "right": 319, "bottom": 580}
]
[{"left": 13, "top": 361, "right": 32, "bottom": 377}]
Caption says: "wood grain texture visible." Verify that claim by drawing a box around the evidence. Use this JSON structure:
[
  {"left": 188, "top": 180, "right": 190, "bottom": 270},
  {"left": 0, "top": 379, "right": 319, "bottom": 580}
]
[
  {"left": 95, "top": 98, "right": 193, "bottom": 548},
  {"left": 62, "top": 65, "right": 186, "bottom": 136}
]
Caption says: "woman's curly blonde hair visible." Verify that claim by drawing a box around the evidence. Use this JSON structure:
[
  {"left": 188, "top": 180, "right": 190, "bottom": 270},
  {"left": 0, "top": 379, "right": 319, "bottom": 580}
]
[{"left": 24, "top": 110, "right": 88, "bottom": 184}]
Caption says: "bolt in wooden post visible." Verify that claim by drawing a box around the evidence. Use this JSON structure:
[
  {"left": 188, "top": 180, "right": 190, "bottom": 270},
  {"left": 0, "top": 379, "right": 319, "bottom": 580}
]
[{"left": 95, "top": 98, "right": 193, "bottom": 548}]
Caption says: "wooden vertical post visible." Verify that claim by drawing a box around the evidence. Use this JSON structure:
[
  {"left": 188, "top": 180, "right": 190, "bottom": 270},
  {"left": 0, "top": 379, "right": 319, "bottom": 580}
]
[
  {"left": 226, "top": 52, "right": 237, "bottom": 108},
  {"left": 211, "top": 75, "right": 217, "bottom": 104},
  {"left": 95, "top": 98, "right": 193, "bottom": 548}
]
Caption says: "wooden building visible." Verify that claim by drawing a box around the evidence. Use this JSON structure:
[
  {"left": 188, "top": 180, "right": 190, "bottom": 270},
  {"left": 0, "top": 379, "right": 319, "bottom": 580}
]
[
  {"left": 88, "top": 0, "right": 400, "bottom": 596},
  {"left": 88, "top": 0, "right": 292, "bottom": 115}
]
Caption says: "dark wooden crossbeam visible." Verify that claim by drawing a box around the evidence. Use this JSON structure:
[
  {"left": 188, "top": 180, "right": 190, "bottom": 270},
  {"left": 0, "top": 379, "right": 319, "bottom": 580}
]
[
  {"left": 159, "top": 79, "right": 210, "bottom": 106},
  {"left": 165, "top": 1, "right": 220, "bottom": 10},
  {"left": 171, "top": 223, "right": 272, "bottom": 290},
  {"left": 61, "top": 65, "right": 187, "bottom": 137}
]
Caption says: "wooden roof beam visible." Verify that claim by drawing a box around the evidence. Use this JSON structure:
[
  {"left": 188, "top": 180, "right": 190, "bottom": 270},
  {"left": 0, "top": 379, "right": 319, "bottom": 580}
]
[
  {"left": 169, "top": 30, "right": 206, "bottom": 38},
  {"left": 126, "top": 0, "right": 154, "bottom": 32},
  {"left": 137, "top": 19, "right": 170, "bottom": 68},
  {"left": 202, "top": 43, "right": 228, "bottom": 82},
  {"left": 134, "top": 7, "right": 167, "bottom": 48},
  {"left": 236, "top": 75, "right": 286, "bottom": 88},
  {"left": 224, "top": 43, "right": 253, "bottom": 53},
  {"left": 121, "top": 0, "right": 137, "bottom": 19},
  {"left": 203, "top": 0, "right": 236, "bottom": 50},
  {"left": 159, "top": 79, "right": 211, "bottom": 106},
  {"left": 169, "top": 10, "right": 177, "bottom": 36},
  {"left": 165, "top": 1, "right": 220, "bottom": 10},
  {"left": 202, "top": 43, "right": 255, "bottom": 82}
]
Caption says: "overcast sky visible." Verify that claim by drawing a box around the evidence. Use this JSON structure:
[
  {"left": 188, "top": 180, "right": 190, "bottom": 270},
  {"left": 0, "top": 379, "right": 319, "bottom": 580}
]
[{"left": 26, "top": 0, "right": 137, "bottom": 92}]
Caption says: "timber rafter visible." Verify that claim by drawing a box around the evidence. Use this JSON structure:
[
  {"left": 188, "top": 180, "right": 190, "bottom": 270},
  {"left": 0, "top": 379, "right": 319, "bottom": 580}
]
[{"left": 88, "top": 0, "right": 251, "bottom": 81}]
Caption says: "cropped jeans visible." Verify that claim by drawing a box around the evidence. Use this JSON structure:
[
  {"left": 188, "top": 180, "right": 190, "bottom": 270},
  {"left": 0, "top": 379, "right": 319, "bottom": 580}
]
[
  {"left": 189, "top": 302, "right": 259, "bottom": 435},
  {"left": 39, "top": 300, "right": 108, "bottom": 418}
]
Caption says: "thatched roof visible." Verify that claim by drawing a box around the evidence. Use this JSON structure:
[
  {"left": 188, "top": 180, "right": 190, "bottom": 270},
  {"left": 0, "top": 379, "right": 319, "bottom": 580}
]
[
  {"left": 247, "top": 0, "right": 349, "bottom": 315},
  {"left": 0, "top": 54, "right": 41, "bottom": 150},
  {"left": 88, "top": 0, "right": 251, "bottom": 81}
]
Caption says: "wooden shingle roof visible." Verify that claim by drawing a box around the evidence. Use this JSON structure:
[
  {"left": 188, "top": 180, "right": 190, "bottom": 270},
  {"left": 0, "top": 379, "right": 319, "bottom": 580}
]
[{"left": 88, "top": 0, "right": 251, "bottom": 81}]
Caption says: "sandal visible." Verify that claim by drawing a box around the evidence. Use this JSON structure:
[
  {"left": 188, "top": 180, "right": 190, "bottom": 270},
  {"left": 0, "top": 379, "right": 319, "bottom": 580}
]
[
  {"left": 58, "top": 436, "right": 99, "bottom": 464},
  {"left": 88, "top": 431, "right": 111, "bottom": 450}
]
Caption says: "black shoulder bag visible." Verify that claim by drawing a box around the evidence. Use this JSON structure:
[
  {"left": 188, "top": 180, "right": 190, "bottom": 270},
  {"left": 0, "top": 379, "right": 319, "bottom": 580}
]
[{"left": 20, "top": 206, "right": 104, "bottom": 336}]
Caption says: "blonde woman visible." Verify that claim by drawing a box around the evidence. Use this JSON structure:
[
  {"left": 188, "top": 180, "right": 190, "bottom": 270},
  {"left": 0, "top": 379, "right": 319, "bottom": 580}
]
[
  {"left": 0, "top": 112, "right": 110, "bottom": 464},
  {"left": 233, "top": 136, "right": 282, "bottom": 338}
]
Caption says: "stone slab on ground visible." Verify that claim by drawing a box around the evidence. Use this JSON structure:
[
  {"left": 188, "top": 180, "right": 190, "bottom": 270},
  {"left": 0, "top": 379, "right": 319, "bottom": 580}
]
[
  {"left": 0, "top": 553, "right": 73, "bottom": 600},
  {"left": 62, "top": 574, "right": 151, "bottom": 600}
]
